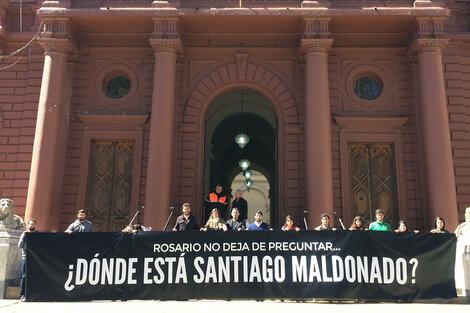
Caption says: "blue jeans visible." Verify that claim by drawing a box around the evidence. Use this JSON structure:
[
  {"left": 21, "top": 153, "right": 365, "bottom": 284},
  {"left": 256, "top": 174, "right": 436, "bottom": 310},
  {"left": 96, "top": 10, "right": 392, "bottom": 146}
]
[{"left": 20, "top": 259, "right": 26, "bottom": 297}]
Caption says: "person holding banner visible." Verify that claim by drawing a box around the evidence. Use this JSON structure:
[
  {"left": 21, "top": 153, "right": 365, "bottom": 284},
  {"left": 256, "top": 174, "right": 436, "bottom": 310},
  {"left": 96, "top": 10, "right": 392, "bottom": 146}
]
[
  {"left": 349, "top": 216, "right": 366, "bottom": 230},
  {"left": 201, "top": 208, "right": 227, "bottom": 231},
  {"left": 18, "top": 219, "right": 38, "bottom": 301},
  {"left": 315, "top": 213, "right": 336, "bottom": 231},
  {"left": 281, "top": 215, "right": 300, "bottom": 231},
  {"left": 225, "top": 207, "right": 246, "bottom": 231},
  {"left": 368, "top": 209, "right": 391, "bottom": 231},
  {"left": 65, "top": 209, "right": 93, "bottom": 233},
  {"left": 430, "top": 217, "right": 449, "bottom": 233},
  {"left": 247, "top": 211, "right": 270, "bottom": 230},
  {"left": 455, "top": 207, "right": 470, "bottom": 296},
  {"left": 173, "top": 203, "right": 200, "bottom": 231}
]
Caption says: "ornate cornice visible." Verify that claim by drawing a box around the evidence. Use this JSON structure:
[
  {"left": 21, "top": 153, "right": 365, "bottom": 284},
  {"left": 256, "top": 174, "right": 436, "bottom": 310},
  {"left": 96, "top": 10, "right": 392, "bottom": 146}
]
[
  {"left": 42, "top": 0, "right": 71, "bottom": 8},
  {"left": 37, "top": 38, "right": 78, "bottom": 54},
  {"left": 149, "top": 38, "right": 182, "bottom": 54},
  {"left": 409, "top": 38, "right": 449, "bottom": 55},
  {"left": 300, "top": 39, "right": 333, "bottom": 54}
]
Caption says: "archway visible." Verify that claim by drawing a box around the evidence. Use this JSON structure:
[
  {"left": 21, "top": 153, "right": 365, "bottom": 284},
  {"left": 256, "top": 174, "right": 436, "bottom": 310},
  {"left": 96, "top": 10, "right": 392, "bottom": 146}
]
[
  {"left": 204, "top": 89, "right": 278, "bottom": 226},
  {"left": 230, "top": 170, "right": 271, "bottom": 225}
]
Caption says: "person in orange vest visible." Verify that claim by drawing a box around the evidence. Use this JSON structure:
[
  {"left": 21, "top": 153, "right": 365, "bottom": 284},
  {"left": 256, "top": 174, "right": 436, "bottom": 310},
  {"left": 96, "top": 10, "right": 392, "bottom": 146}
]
[{"left": 205, "top": 184, "right": 228, "bottom": 221}]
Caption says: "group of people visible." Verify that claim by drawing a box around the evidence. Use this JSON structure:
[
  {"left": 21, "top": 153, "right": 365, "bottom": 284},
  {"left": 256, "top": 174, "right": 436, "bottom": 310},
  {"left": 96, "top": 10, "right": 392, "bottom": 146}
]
[
  {"left": 173, "top": 203, "right": 270, "bottom": 232},
  {"left": 17, "top": 202, "right": 470, "bottom": 301},
  {"left": 346, "top": 209, "right": 450, "bottom": 234}
]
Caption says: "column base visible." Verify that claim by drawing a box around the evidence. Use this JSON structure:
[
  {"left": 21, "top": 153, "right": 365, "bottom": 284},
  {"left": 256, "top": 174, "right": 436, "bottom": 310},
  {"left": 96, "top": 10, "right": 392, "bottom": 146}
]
[{"left": 0, "top": 230, "right": 22, "bottom": 299}]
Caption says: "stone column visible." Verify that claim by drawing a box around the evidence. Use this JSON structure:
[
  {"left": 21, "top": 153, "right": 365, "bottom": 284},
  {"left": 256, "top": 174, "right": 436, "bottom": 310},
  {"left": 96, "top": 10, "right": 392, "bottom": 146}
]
[
  {"left": 301, "top": 39, "right": 334, "bottom": 228},
  {"left": 410, "top": 38, "right": 459, "bottom": 229},
  {"left": 144, "top": 39, "right": 180, "bottom": 230},
  {"left": 24, "top": 38, "right": 76, "bottom": 230}
]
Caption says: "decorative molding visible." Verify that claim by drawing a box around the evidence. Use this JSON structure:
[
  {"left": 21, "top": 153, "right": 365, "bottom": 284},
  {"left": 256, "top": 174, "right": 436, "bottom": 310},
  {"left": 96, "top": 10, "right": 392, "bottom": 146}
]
[
  {"left": 37, "top": 38, "right": 78, "bottom": 54},
  {"left": 77, "top": 113, "right": 149, "bottom": 128},
  {"left": 409, "top": 38, "right": 449, "bottom": 55},
  {"left": 152, "top": 0, "right": 181, "bottom": 8},
  {"left": 334, "top": 116, "right": 408, "bottom": 133},
  {"left": 414, "top": 0, "right": 445, "bottom": 8},
  {"left": 151, "top": 17, "right": 179, "bottom": 39},
  {"left": 300, "top": 39, "right": 333, "bottom": 54},
  {"left": 42, "top": 0, "right": 71, "bottom": 8},
  {"left": 234, "top": 53, "right": 248, "bottom": 79},
  {"left": 301, "top": 0, "right": 331, "bottom": 8},
  {"left": 149, "top": 38, "right": 182, "bottom": 54},
  {"left": 416, "top": 17, "right": 447, "bottom": 39},
  {"left": 303, "top": 18, "right": 331, "bottom": 39}
]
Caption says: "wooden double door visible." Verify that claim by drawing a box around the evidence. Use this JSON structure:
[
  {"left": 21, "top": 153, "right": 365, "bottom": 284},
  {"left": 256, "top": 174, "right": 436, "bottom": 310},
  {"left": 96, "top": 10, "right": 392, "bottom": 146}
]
[
  {"left": 349, "top": 143, "right": 399, "bottom": 228},
  {"left": 85, "top": 140, "right": 134, "bottom": 232}
]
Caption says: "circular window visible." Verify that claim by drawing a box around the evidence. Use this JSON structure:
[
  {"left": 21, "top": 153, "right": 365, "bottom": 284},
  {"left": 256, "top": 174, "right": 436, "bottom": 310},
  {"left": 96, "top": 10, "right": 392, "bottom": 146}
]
[
  {"left": 354, "top": 76, "right": 382, "bottom": 101},
  {"left": 103, "top": 75, "right": 131, "bottom": 99}
]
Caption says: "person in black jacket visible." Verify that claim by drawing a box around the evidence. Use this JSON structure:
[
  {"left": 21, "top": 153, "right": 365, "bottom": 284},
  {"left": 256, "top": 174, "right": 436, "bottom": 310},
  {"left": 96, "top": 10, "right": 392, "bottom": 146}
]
[
  {"left": 232, "top": 189, "right": 248, "bottom": 223},
  {"left": 173, "top": 203, "right": 200, "bottom": 231}
]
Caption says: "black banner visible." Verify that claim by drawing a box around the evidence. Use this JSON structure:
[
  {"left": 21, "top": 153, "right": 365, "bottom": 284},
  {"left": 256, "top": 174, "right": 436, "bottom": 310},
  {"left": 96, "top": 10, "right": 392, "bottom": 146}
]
[{"left": 25, "top": 231, "right": 456, "bottom": 301}]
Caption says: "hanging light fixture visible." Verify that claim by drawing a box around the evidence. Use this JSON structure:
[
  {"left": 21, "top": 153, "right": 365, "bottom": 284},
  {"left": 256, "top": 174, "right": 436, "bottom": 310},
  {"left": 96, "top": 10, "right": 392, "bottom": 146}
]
[
  {"left": 235, "top": 133, "right": 249, "bottom": 149},
  {"left": 239, "top": 159, "right": 251, "bottom": 171},
  {"left": 235, "top": 90, "right": 250, "bottom": 149},
  {"left": 243, "top": 169, "right": 252, "bottom": 179},
  {"left": 244, "top": 179, "right": 253, "bottom": 189}
]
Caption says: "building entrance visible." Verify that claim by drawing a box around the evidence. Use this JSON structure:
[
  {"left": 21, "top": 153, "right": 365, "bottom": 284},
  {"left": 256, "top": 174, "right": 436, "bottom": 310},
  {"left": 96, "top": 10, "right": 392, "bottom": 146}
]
[
  {"left": 85, "top": 140, "right": 134, "bottom": 231},
  {"left": 204, "top": 89, "right": 278, "bottom": 226},
  {"left": 349, "top": 142, "right": 399, "bottom": 228}
]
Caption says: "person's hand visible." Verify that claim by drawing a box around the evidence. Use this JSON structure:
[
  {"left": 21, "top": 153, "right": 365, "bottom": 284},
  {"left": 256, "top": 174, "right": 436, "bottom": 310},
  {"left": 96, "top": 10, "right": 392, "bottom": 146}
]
[{"left": 295, "top": 227, "right": 300, "bottom": 232}]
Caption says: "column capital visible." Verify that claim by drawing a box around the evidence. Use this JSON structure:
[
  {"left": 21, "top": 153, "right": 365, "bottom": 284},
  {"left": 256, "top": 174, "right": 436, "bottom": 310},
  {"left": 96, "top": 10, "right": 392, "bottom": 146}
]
[
  {"left": 409, "top": 38, "right": 449, "bottom": 56},
  {"left": 149, "top": 38, "right": 182, "bottom": 54},
  {"left": 301, "top": 39, "right": 333, "bottom": 54},
  {"left": 37, "top": 38, "right": 78, "bottom": 55}
]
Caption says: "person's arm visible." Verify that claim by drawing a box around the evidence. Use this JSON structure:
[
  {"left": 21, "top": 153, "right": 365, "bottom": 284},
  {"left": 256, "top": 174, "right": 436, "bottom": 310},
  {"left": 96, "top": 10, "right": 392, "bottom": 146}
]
[
  {"left": 65, "top": 223, "right": 75, "bottom": 234},
  {"left": 18, "top": 232, "right": 26, "bottom": 249}
]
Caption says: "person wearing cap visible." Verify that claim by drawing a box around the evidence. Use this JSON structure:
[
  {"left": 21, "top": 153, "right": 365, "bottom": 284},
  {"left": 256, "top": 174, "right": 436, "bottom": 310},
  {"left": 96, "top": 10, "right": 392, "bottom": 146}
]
[{"left": 232, "top": 188, "right": 248, "bottom": 223}]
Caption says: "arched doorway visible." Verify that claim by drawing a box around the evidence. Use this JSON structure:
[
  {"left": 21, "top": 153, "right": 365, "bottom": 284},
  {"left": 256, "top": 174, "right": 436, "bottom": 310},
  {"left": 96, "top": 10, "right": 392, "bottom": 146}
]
[
  {"left": 230, "top": 170, "right": 271, "bottom": 225},
  {"left": 204, "top": 89, "right": 278, "bottom": 226}
]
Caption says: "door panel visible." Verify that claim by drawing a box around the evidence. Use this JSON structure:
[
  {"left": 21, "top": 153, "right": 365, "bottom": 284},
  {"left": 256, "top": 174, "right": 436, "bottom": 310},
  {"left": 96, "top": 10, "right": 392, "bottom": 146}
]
[
  {"left": 349, "top": 143, "right": 398, "bottom": 228},
  {"left": 86, "top": 140, "right": 134, "bottom": 232}
]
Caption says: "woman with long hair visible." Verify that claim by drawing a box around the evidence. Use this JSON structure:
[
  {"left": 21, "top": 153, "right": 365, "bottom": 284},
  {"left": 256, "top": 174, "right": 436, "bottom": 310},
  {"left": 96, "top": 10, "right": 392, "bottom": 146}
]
[{"left": 201, "top": 208, "right": 227, "bottom": 231}]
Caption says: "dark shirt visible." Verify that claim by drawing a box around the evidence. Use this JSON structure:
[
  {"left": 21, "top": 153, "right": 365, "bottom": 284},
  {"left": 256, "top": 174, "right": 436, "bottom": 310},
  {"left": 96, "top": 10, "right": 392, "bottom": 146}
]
[
  {"left": 173, "top": 214, "right": 199, "bottom": 231},
  {"left": 232, "top": 197, "right": 248, "bottom": 222},
  {"left": 66, "top": 220, "right": 93, "bottom": 233},
  {"left": 226, "top": 219, "right": 246, "bottom": 231}
]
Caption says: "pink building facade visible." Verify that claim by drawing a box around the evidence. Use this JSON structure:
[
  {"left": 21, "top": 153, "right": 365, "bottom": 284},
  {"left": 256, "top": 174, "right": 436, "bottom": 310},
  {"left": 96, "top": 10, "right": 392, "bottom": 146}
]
[{"left": 0, "top": 0, "right": 469, "bottom": 232}]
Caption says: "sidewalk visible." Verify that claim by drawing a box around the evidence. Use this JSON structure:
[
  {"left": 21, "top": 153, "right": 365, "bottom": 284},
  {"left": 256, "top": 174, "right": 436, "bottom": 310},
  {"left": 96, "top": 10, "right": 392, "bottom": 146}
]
[{"left": 1, "top": 299, "right": 469, "bottom": 313}]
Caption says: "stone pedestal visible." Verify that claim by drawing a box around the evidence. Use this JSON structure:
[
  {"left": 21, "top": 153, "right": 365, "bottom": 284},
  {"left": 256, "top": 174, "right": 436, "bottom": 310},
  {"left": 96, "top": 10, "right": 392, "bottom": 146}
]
[{"left": 0, "top": 229, "right": 22, "bottom": 299}]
